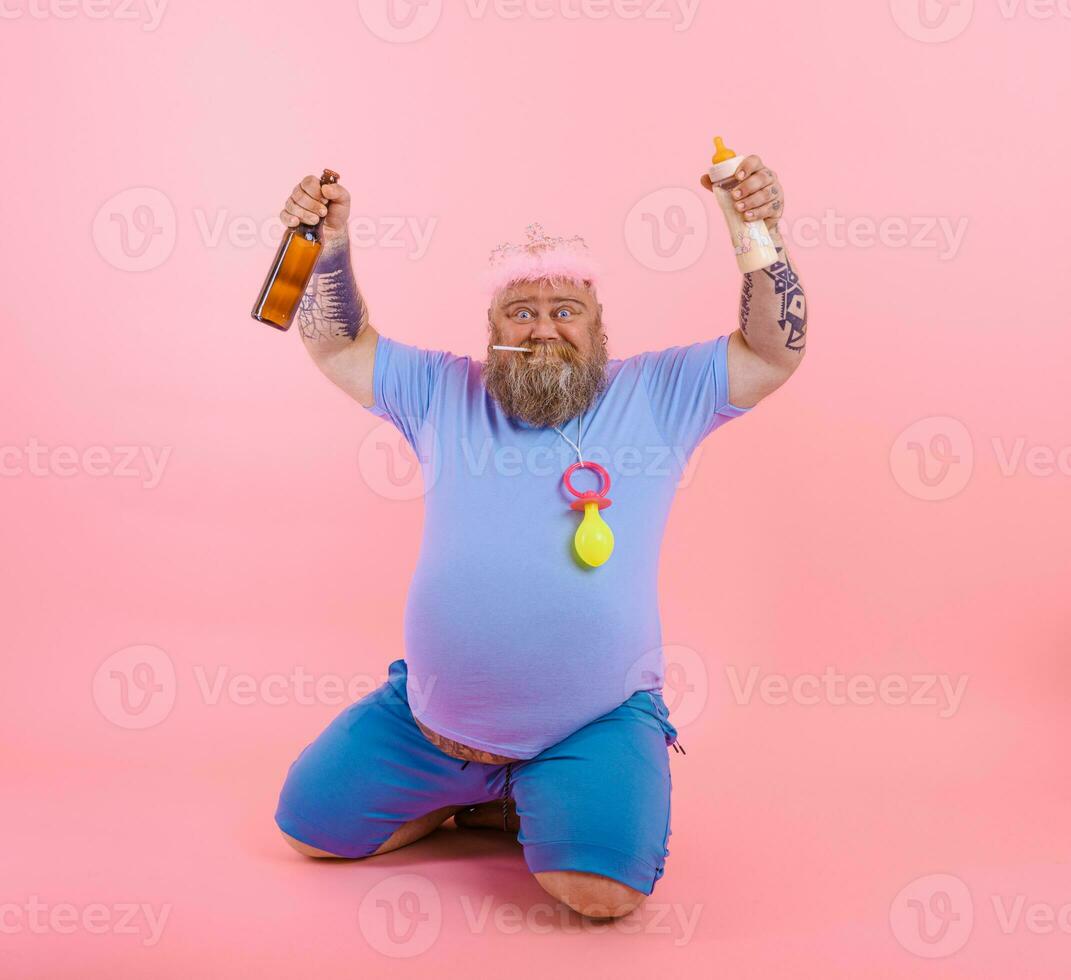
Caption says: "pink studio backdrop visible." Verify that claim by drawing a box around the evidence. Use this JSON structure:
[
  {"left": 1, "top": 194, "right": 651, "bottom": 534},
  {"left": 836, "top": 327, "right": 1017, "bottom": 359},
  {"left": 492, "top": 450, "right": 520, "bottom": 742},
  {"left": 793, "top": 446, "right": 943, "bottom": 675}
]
[{"left": 2, "top": 1, "right": 1069, "bottom": 977}]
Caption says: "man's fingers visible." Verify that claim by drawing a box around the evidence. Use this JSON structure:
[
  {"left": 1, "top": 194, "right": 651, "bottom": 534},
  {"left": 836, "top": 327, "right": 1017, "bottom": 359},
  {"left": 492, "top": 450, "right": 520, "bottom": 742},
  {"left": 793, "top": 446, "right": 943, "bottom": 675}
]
[
  {"left": 741, "top": 199, "right": 782, "bottom": 222},
  {"left": 731, "top": 169, "right": 774, "bottom": 199},
  {"left": 736, "top": 183, "right": 780, "bottom": 214},
  {"left": 321, "top": 182, "right": 350, "bottom": 205},
  {"left": 283, "top": 198, "right": 322, "bottom": 227},
  {"left": 699, "top": 173, "right": 713, "bottom": 192},
  {"left": 733, "top": 154, "right": 764, "bottom": 181},
  {"left": 291, "top": 187, "right": 328, "bottom": 216},
  {"left": 297, "top": 175, "right": 326, "bottom": 201}
]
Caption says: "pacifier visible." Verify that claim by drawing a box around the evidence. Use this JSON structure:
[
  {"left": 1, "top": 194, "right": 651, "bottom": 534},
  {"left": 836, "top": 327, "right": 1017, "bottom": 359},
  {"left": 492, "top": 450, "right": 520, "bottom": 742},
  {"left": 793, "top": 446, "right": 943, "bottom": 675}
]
[{"left": 563, "top": 461, "right": 615, "bottom": 567}]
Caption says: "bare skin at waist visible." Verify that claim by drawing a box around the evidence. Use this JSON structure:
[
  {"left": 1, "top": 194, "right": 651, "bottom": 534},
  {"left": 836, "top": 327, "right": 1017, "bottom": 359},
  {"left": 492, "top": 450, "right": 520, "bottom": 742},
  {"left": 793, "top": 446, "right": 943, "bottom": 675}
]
[{"left": 413, "top": 716, "right": 521, "bottom": 765}]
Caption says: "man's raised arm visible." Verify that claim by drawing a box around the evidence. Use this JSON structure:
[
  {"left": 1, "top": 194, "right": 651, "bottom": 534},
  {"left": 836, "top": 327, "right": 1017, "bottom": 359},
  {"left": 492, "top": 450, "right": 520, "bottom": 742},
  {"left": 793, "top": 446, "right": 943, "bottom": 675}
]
[
  {"left": 280, "top": 175, "right": 379, "bottom": 408},
  {"left": 702, "top": 153, "right": 809, "bottom": 409}
]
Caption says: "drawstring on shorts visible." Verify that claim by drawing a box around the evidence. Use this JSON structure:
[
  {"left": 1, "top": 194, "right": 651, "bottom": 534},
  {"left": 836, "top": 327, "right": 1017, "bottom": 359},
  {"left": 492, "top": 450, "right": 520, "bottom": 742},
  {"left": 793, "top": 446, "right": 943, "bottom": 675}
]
[
  {"left": 455, "top": 758, "right": 515, "bottom": 831},
  {"left": 501, "top": 762, "right": 514, "bottom": 831}
]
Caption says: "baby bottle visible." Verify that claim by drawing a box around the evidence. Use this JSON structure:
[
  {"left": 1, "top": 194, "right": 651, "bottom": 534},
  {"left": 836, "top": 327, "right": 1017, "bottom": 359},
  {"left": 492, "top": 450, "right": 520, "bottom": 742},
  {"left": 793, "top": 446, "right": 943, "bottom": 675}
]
[{"left": 707, "top": 137, "right": 780, "bottom": 274}]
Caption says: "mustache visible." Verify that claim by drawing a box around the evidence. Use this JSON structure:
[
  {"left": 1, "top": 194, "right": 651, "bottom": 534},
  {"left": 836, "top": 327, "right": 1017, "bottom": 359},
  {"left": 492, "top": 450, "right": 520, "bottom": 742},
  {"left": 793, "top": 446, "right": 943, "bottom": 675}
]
[{"left": 518, "top": 341, "right": 580, "bottom": 362}]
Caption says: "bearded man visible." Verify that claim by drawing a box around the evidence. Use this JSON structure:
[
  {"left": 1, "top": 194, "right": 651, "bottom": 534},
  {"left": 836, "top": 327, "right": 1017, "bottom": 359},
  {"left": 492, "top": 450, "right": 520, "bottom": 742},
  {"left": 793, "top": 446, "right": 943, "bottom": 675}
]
[{"left": 271, "top": 156, "right": 807, "bottom": 920}]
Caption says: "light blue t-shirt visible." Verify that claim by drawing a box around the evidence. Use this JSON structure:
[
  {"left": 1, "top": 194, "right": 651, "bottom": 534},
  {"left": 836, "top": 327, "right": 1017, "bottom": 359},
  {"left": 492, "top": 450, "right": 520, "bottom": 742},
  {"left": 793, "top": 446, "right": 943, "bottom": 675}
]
[{"left": 364, "top": 333, "right": 751, "bottom": 759}]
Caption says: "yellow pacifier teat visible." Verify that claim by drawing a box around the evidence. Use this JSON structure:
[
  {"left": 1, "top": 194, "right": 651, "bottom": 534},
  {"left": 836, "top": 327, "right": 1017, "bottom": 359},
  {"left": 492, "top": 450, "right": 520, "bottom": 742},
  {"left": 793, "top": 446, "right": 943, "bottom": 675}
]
[
  {"left": 574, "top": 500, "right": 615, "bottom": 568},
  {"left": 711, "top": 136, "right": 737, "bottom": 165}
]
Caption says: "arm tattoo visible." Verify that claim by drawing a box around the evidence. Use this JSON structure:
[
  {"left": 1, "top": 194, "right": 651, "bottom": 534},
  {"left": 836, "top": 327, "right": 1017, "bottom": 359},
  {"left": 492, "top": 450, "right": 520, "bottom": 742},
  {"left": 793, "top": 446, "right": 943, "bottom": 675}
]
[
  {"left": 298, "top": 243, "right": 368, "bottom": 343},
  {"left": 761, "top": 247, "right": 807, "bottom": 352},
  {"left": 739, "top": 272, "right": 753, "bottom": 335}
]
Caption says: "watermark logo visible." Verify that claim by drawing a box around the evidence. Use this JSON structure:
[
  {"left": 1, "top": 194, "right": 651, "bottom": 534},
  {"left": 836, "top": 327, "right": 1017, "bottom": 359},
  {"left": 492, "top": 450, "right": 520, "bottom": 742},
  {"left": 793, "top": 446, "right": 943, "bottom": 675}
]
[
  {"left": 459, "top": 894, "right": 703, "bottom": 942},
  {"left": 0, "top": 0, "right": 169, "bottom": 30},
  {"left": 781, "top": 211, "right": 969, "bottom": 260},
  {"left": 92, "top": 645, "right": 177, "bottom": 729},
  {"left": 625, "top": 644, "right": 708, "bottom": 727},
  {"left": 357, "top": 873, "right": 442, "bottom": 957},
  {"left": 726, "top": 666, "right": 968, "bottom": 718},
  {"left": 356, "top": 0, "right": 443, "bottom": 42},
  {"left": 0, "top": 440, "right": 171, "bottom": 489},
  {"left": 194, "top": 210, "right": 436, "bottom": 260},
  {"left": 890, "top": 0, "right": 975, "bottom": 42},
  {"left": 625, "top": 188, "right": 708, "bottom": 272},
  {"left": 890, "top": 416, "right": 974, "bottom": 501},
  {"left": 358, "top": 418, "right": 440, "bottom": 501},
  {"left": 0, "top": 897, "right": 171, "bottom": 946},
  {"left": 890, "top": 873, "right": 974, "bottom": 957},
  {"left": 92, "top": 187, "right": 176, "bottom": 272}
]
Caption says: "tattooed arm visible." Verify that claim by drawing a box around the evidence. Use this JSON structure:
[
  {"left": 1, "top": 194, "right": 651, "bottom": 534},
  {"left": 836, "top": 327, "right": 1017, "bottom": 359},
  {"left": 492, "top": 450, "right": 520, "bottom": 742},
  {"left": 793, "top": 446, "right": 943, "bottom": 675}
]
[
  {"left": 701, "top": 154, "right": 808, "bottom": 409},
  {"left": 281, "top": 175, "right": 379, "bottom": 407}
]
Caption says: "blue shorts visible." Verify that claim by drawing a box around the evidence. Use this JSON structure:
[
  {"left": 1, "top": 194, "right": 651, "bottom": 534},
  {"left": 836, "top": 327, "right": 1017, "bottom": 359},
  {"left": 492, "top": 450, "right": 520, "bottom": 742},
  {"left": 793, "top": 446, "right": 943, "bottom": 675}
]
[{"left": 275, "top": 659, "right": 679, "bottom": 895}]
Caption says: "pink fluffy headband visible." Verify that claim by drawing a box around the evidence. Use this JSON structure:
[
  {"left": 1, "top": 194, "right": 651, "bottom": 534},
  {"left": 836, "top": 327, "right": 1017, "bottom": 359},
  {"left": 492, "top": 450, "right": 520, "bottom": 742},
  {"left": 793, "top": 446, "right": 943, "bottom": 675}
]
[{"left": 481, "top": 223, "right": 600, "bottom": 297}]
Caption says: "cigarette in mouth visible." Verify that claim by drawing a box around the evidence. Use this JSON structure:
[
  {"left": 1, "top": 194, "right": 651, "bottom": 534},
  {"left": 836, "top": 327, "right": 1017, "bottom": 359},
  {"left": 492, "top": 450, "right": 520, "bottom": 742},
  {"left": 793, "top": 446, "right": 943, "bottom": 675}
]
[{"left": 491, "top": 345, "right": 530, "bottom": 352}]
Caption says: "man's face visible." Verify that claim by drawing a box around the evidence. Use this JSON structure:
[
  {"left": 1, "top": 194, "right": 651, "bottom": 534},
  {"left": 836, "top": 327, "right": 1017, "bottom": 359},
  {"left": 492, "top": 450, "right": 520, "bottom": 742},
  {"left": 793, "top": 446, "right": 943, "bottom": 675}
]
[{"left": 482, "top": 278, "right": 609, "bottom": 429}]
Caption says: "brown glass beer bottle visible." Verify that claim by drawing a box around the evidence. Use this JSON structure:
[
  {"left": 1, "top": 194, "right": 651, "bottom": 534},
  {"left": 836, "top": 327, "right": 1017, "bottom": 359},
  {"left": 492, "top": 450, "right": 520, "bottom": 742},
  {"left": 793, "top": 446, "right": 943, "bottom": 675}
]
[{"left": 251, "top": 169, "right": 340, "bottom": 331}]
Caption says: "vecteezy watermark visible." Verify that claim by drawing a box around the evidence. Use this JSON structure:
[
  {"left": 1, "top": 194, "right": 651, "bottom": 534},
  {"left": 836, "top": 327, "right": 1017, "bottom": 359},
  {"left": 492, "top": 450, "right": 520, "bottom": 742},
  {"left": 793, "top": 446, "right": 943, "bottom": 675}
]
[
  {"left": 355, "top": 874, "right": 702, "bottom": 953},
  {"left": 890, "top": 416, "right": 974, "bottom": 502},
  {"left": 624, "top": 187, "right": 708, "bottom": 272},
  {"left": 93, "top": 645, "right": 178, "bottom": 730},
  {"left": 92, "top": 187, "right": 436, "bottom": 271},
  {"left": 0, "top": 0, "right": 168, "bottom": 31},
  {"left": 0, "top": 897, "right": 172, "bottom": 947},
  {"left": 357, "top": 418, "right": 436, "bottom": 502},
  {"left": 191, "top": 665, "right": 437, "bottom": 715},
  {"left": 357, "top": 417, "right": 706, "bottom": 502},
  {"left": 890, "top": 873, "right": 974, "bottom": 957},
  {"left": 192, "top": 210, "right": 436, "bottom": 261},
  {"left": 92, "top": 187, "right": 177, "bottom": 272},
  {"left": 889, "top": 0, "right": 976, "bottom": 42},
  {"left": 780, "top": 211, "right": 969, "bottom": 261},
  {"left": 355, "top": 0, "right": 700, "bottom": 43},
  {"left": 357, "top": 874, "right": 442, "bottom": 958},
  {"left": 458, "top": 894, "right": 703, "bottom": 943},
  {"left": 992, "top": 437, "right": 1071, "bottom": 478},
  {"left": 892, "top": 418, "right": 1071, "bottom": 500},
  {"left": 624, "top": 190, "right": 969, "bottom": 270},
  {"left": 726, "top": 666, "right": 969, "bottom": 718},
  {"left": 891, "top": 0, "right": 1071, "bottom": 43},
  {"left": 0, "top": 440, "right": 172, "bottom": 489},
  {"left": 93, "top": 647, "right": 439, "bottom": 729},
  {"left": 625, "top": 644, "right": 709, "bottom": 727},
  {"left": 891, "top": 871, "right": 1071, "bottom": 958}
]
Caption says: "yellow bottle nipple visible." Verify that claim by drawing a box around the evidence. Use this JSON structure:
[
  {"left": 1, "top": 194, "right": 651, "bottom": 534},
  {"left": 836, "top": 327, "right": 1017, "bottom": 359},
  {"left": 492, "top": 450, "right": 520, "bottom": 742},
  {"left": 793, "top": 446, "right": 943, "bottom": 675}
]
[
  {"left": 574, "top": 500, "right": 614, "bottom": 567},
  {"left": 711, "top": 136, "right": 736, "bottom": 165}
]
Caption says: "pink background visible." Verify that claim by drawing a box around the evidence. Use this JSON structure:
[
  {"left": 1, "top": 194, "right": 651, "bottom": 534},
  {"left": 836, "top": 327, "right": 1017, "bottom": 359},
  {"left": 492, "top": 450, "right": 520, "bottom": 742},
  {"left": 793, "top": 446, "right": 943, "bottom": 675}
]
[{"left": 3, "top": 0, "right": 1069, "bottom": 976}]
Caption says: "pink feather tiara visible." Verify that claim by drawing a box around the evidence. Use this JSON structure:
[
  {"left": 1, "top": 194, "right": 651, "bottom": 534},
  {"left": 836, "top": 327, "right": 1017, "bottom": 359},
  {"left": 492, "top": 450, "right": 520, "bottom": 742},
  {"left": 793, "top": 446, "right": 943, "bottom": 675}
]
[{"left": 481, "top": 222, "right": 600, "bottom": 296}]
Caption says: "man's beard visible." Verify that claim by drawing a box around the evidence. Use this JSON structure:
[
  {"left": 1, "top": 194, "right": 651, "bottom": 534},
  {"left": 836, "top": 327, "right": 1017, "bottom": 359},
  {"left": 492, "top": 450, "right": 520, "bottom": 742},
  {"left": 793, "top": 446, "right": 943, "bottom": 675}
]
[{"left": 482, "top": 322, "right": 609, "bottom": 429}]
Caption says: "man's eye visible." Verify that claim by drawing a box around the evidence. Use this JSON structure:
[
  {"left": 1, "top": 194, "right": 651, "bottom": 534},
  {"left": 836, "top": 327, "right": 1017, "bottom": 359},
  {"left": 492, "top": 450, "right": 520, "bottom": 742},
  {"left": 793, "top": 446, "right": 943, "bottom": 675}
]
[
  {"left": 515, "top": 310, "right": 532, "bottom": 320},
  {"left": 555, "top": 309, "right": 572, "bottom": 319}
]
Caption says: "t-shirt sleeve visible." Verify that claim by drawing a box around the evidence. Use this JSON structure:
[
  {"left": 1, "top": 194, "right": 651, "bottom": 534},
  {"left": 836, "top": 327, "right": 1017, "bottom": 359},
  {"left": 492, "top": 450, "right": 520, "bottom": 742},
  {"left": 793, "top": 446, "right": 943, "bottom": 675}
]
[
  {"left": 635, "top": 334, "right": 752, "bottom": 452},
  {"left": 365, "top": 334, "right": 456, "bottom": 449}
]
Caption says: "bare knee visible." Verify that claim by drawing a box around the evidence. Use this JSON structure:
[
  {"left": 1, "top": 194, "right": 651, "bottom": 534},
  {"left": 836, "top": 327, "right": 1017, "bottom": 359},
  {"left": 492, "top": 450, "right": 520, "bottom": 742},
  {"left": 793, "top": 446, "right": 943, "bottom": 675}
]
[
  {"left": 280, "top": 831, "right": 349, "bottom": 859},
  {"left": 534, "top": 870, "right": 645, "bottom": 919},
  {"left": 279, "top": 805, "right": 462, "bottom": 860}
]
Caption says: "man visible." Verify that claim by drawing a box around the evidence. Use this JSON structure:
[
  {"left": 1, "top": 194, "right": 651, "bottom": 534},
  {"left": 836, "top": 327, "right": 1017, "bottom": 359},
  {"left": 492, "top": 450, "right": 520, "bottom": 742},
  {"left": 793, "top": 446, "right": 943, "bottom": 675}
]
[{"left": 273, "top": 155, "right": 807, "bottom": 920}]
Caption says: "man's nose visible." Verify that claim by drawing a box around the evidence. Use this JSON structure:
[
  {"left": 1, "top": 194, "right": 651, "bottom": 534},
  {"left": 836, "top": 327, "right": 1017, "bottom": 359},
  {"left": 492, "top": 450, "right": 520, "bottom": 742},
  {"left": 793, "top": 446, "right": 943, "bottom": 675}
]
[{"left": 528, "top": 313, "right": 561, "bottom": 340}]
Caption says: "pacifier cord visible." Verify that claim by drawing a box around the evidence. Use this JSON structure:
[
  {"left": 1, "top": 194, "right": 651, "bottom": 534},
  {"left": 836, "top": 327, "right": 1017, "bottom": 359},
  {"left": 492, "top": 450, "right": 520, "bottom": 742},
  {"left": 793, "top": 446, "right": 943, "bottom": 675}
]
[{"left": 553, "top": 412, "right": 584, "bottom": 463}]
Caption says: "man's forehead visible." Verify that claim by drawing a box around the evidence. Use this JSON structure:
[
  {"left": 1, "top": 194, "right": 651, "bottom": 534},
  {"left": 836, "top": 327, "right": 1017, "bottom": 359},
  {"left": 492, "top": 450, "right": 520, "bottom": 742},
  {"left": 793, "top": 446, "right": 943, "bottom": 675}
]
[{"left": 498, "top": 280, "right": 593, "bottom": 306}]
